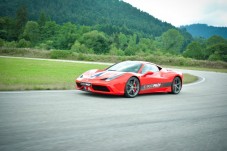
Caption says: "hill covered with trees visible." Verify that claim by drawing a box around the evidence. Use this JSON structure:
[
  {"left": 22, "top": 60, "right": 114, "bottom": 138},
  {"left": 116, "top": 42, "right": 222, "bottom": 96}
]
[
  {"left": 0, "top": 0, "right": 176, "bottom": 37},
  {"left": 0, "top": 0, "right": 226, "bottom": 62},
  {"left": 181, "top": 24, "right": 227, "bottom": 39}
]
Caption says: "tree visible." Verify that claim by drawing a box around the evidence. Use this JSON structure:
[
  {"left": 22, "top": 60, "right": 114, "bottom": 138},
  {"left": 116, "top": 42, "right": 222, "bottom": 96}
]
[
  {"left": 204, "top": 36, "right": 227, "bottom": 59},
  {"left": 15, "top": 5, "right": 28, "bottom": 39},
  {"left": 207, "top": 35, "right": 226, "bottom": 47},
  {"left": 53, "top": 22, "right": 77, "bottom": 49},
  {"left": 41, "top": 21, "right": 59, "bottom": 40},
  {"left": 118, "top": 32, "right": 128, "bottom": 50},
  {"left": 23, "top": 21, "right": 40, "bottom": 44},
  {"left": 206, "top": 43, "right": 227, "bottom": 62},
  {"left": 160, "top": 29, "right": 184, "bottom": 54},
  {"left": 124, "top": 34, "right": 138, "bottom": 55},
  {"left": 17, "top": 39, "right": 31, "bottom": 48},
  {"left": 0, "top": 16, "right": 17, "bottom": 41},
  {"left": 137, "top": 38, "right": 155, "bottom": 53},
  {"left": 71, "top": 41, "right": 93, "bottom": 54},
  {"left": 80, "top": 30, "right": 110, "bottom": 54},
  {"left": 183, "top": 42, "right": 204, "bottom": 59},
  {"left": 179, "top": 28, "right": 193, "bottom": 52},
  {"left": 38, "top": 11, "right": 47, "bottom": 27},
  {"left": 0, "top": 17, "right": 7, "bottom": 39},
  {"left": 109, "top": 44, "right": 124, "bottom": 56},
  {"left": 208, "top": 53, "right": 221, "bottom": 61}
]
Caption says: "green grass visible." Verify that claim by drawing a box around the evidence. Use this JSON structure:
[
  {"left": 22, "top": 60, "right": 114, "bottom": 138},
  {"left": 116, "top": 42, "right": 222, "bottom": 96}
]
[
  {"left": 0, "top": 57, "right": 108, "bottom": 90},
  {"left": 0, "top": 57, "right": 198, "bottom": 91},
  {"left": 183, "top": 73, "right": 199, "bottom": 84}
]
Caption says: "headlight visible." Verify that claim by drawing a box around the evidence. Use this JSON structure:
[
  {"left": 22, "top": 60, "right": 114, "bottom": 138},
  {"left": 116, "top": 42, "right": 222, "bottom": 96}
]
[{"left": 104, "top": 73, "right": 125, "bottom": 81}]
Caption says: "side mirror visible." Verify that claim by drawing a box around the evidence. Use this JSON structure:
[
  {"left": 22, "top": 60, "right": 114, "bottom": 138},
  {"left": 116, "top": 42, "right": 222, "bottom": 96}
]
[{"left": 142, "top": 71, "right": 154, "bottom": 77}]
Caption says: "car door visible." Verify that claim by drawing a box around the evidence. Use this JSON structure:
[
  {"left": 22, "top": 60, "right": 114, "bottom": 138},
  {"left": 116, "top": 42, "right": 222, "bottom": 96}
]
[{"left": 139, "top": 64, "right": 170, "bottom": 93}]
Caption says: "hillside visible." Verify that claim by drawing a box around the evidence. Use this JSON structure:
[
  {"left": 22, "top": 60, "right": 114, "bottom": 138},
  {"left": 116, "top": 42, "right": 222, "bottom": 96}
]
[
  {"left": 181, "top": 24, "right": 227, "bottom": 39},
  {"left": 1, "top": 0, "right": 226, "bottom": 62},
  {"left": 0, "top": 0, "right": 175, "bottom": 37}
]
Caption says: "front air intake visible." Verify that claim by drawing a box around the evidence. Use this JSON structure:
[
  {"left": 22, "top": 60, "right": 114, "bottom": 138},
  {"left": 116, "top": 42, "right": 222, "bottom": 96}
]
[
  {"left": 92, "top": 85, "right": 110, "bottom": 92},
  {"left": 76, "top": 82, "right": 82, "bottom": 88}
]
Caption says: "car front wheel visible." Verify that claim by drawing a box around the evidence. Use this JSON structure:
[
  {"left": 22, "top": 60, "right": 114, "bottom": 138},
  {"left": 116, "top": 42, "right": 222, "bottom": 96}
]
[{"left": 125, "top": 77, "right": 140, "bottom": 98}]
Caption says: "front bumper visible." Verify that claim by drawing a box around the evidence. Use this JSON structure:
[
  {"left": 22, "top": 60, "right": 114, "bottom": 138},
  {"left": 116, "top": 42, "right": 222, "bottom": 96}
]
[{"left": 76, "top": 78, "right": 125, "bottom": 95}]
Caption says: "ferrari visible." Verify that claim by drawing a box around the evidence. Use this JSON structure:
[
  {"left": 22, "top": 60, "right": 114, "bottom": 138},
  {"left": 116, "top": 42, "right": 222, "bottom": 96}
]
[{"left": 75, "top": 61, "right": 183, "bottom": 98}]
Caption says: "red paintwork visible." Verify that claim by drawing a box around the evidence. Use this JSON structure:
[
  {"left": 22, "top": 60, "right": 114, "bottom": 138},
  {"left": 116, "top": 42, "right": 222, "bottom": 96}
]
[{"left": 75, "top": 61, "right": 183, "bottom": 96}]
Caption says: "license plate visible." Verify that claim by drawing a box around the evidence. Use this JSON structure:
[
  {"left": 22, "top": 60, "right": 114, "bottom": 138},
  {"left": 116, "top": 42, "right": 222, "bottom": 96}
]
[{"left": 80, "top": 82, "right": 91, "bottom": 86}]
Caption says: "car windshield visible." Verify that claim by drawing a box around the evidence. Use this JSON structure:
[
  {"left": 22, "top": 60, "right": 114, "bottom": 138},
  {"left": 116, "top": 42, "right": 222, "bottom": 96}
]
[{"left": 106, "top": 61, "right": 142, "bottom": 73}]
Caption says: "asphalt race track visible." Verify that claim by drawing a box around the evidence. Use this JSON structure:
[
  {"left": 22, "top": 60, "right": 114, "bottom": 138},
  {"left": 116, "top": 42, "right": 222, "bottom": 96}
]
[{"left": 0, "top": 69, "right": 227, "bottom": 151}]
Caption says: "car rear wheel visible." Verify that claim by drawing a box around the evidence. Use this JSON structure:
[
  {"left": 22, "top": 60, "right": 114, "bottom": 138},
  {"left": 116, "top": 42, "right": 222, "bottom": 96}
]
[
  {"left": 171, "top": 77, "right": 182, "bottom": 94},
  {"left": 125, "top": 77, "right": 140, "bottom": 98}
]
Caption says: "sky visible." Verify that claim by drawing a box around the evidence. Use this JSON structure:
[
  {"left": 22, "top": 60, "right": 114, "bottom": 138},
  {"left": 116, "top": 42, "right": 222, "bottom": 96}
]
[{"left": 122, "top": 0, "right": 227, "bottom": 27}]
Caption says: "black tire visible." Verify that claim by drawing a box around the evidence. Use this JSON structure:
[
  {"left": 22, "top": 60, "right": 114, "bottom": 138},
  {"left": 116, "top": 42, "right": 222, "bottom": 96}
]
[
  {"left": 125, "top": 77, "right": 140, "bottom": 98},
  {"left": 171, "top": 77, "right": 182, "bottom": 94}
]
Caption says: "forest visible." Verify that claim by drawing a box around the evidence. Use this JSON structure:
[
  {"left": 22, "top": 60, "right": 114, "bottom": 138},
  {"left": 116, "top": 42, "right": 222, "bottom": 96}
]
[
  {"left": 0, "top": 0, "right": 176, "bottom": 37},
  {"left": 0, "top": 0, "right": 227, "bottom": 62},
  {"left": 181, "top": 24, "right": 227, "bottom": 39}
]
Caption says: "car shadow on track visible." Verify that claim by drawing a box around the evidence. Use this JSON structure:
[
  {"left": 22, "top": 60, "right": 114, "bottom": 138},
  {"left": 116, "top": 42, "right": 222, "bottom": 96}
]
[
  {"left": 77, "top": 91, "right": 171, "bottom": 99},
  {"left": 78, "top": 91, "right": 122, "bottom": 99}
]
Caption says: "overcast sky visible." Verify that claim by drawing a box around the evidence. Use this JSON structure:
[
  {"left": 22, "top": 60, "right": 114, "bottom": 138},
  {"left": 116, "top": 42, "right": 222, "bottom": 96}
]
[{"left": 123, "top": 0, "right": 227, "bottom": 27}]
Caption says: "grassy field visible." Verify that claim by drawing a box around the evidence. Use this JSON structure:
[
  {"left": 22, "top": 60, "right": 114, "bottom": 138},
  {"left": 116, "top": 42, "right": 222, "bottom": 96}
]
[
  {"left": 0, "top": 57, "right": 108, "bottom": 90},
  {"left": 0, "top": 57, "right": 198, "bottom": 91},
  {"left": 183, "top": 73, "right": 199, "bottom": 84}
]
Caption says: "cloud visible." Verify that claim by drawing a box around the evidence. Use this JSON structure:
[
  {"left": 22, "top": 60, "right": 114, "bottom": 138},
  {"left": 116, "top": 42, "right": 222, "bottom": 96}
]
[
  {"left": 123, "top": 0, "right": 227, "bottom": 27},
  {"left": 201, "top": 0, "right": 227, "bottom": 26}
]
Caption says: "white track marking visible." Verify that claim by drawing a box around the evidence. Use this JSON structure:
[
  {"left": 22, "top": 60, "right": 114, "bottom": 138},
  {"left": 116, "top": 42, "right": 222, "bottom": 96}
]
[{"left": 0, "top": 55, "right": 113, "bottom": 65}]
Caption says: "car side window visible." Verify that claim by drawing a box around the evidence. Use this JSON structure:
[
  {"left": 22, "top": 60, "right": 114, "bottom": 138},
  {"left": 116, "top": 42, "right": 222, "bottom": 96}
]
[{"left": 141, "top": 64, "right": 159, "bottom": 74}]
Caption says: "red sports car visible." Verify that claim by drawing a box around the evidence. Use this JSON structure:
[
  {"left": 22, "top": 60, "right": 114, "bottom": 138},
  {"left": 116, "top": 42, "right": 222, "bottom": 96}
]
[{"left": 76, "top": 61, "right": 183, "bottom": 98}]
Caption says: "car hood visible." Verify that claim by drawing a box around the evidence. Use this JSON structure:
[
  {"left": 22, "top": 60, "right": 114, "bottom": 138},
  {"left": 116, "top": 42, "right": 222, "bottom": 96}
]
[{"left": 81, "top": 70, "right": 125, "bottom": 80}]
